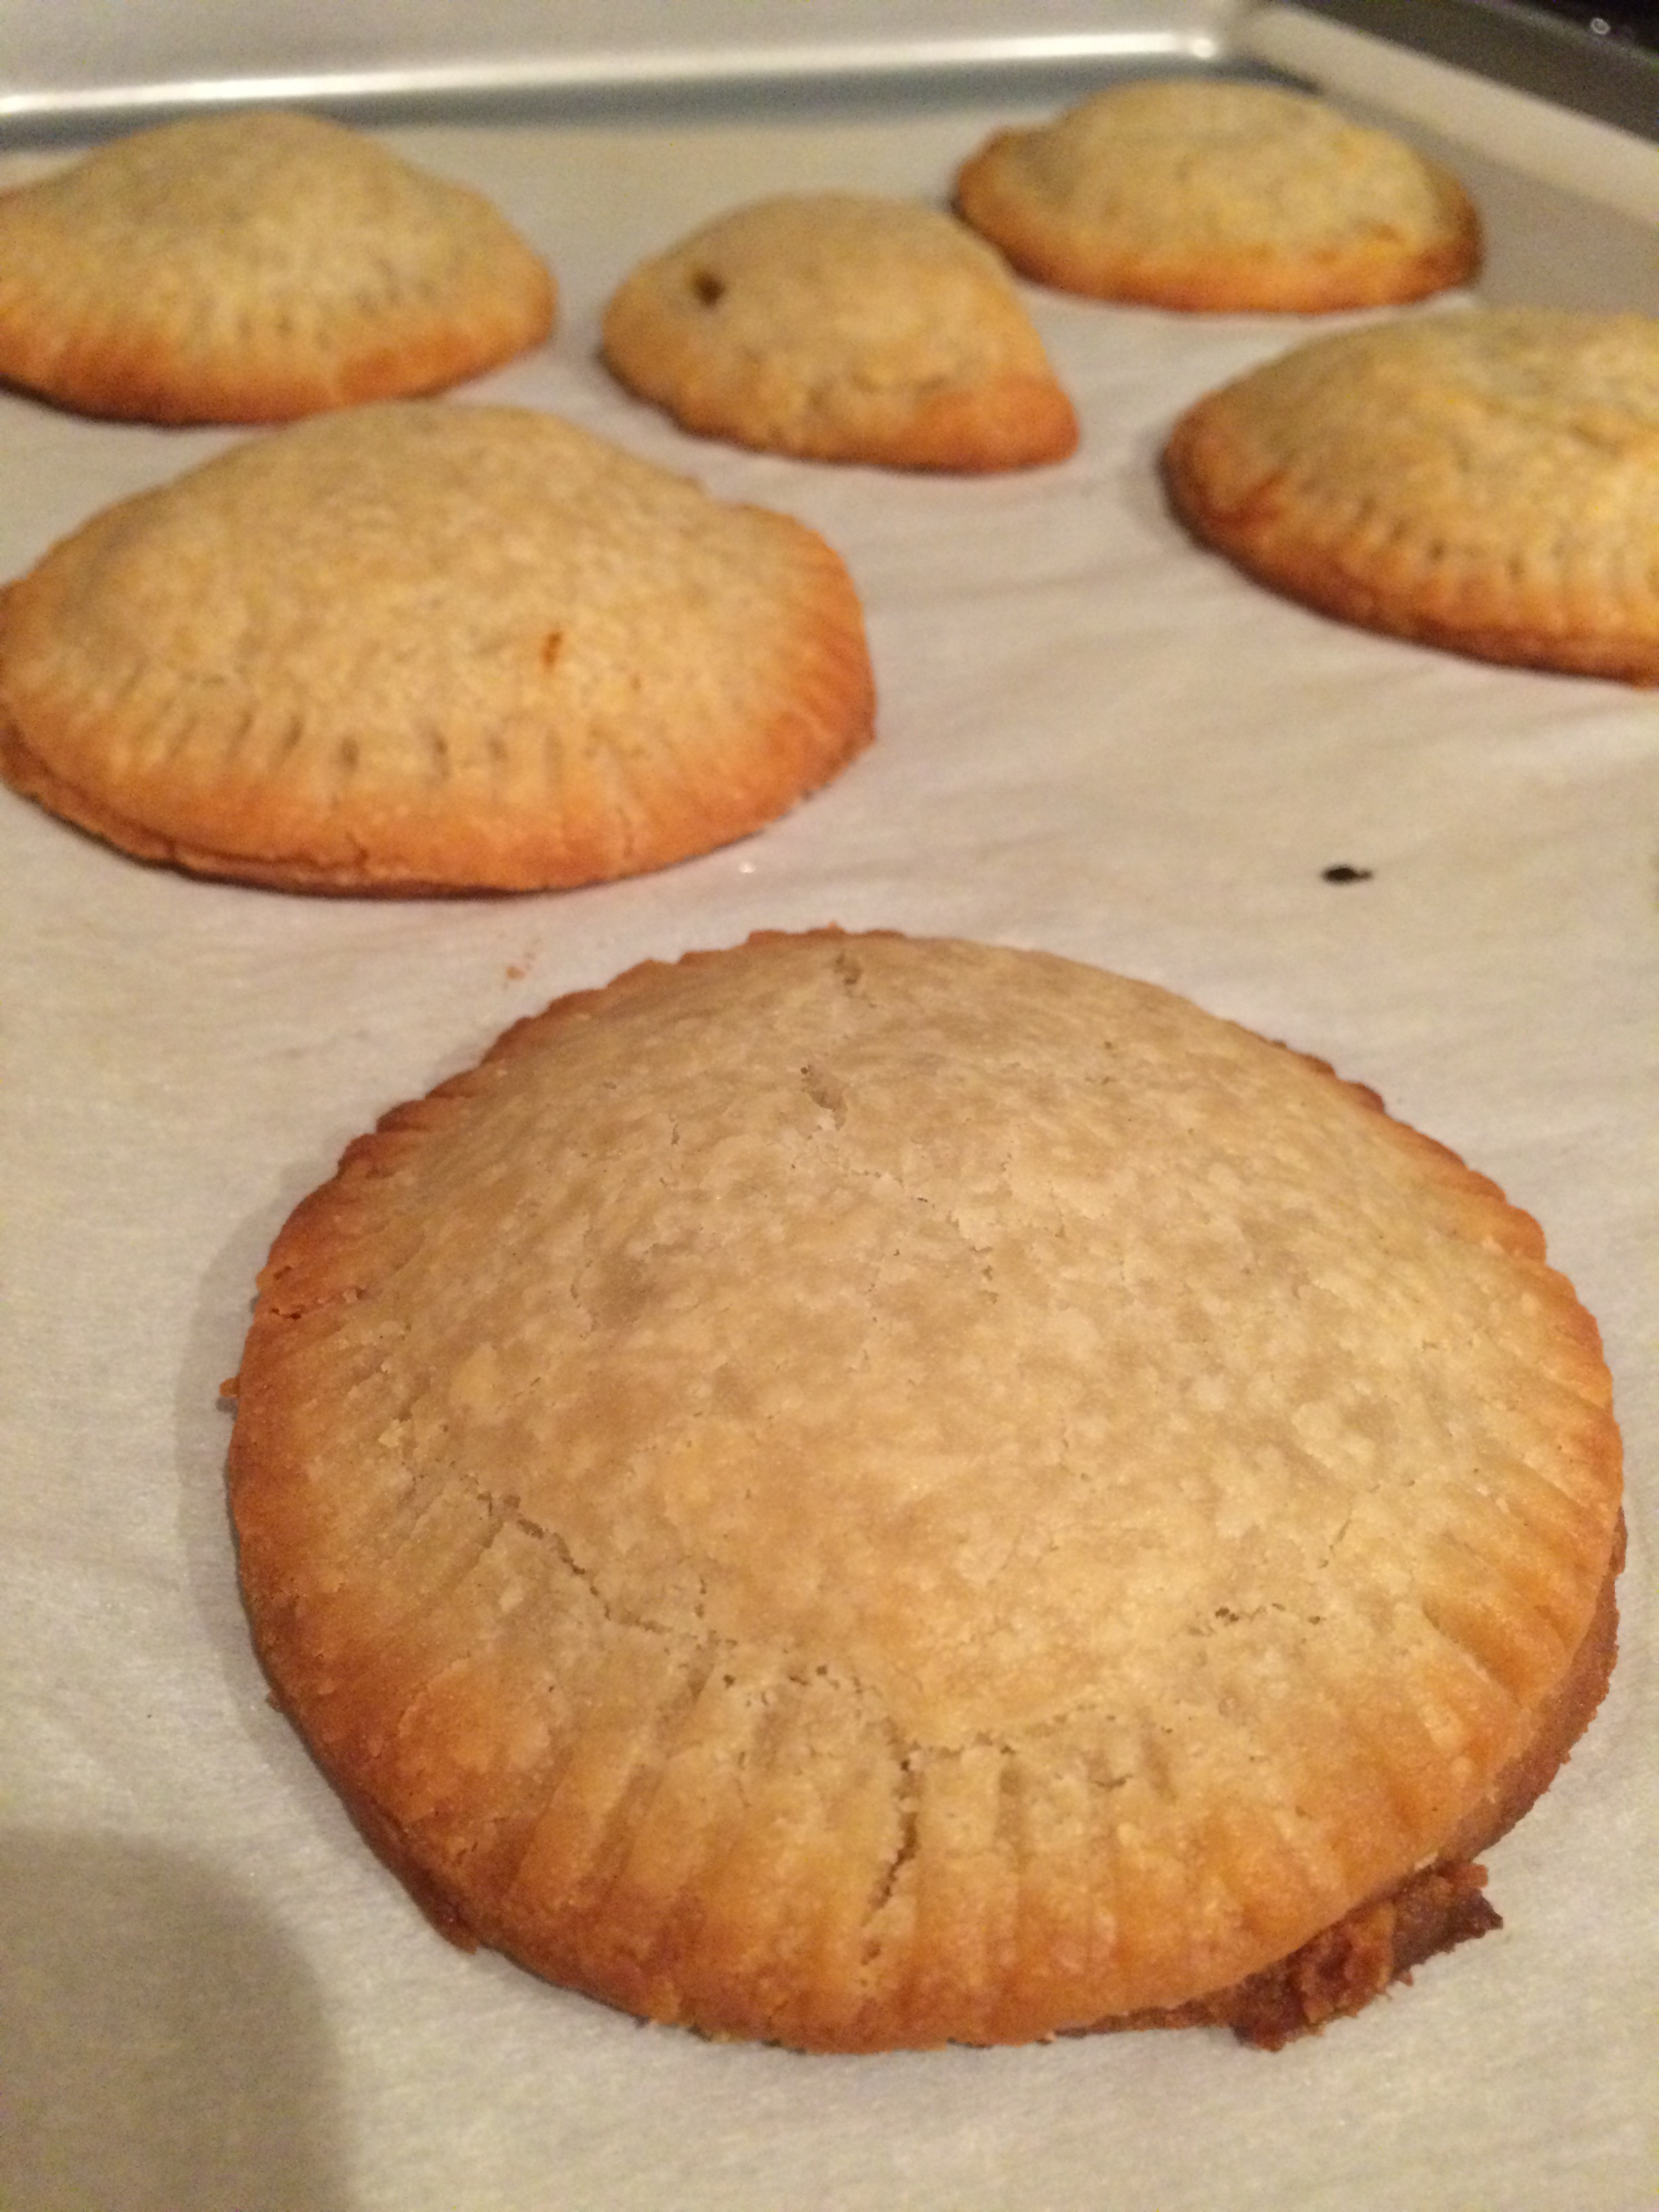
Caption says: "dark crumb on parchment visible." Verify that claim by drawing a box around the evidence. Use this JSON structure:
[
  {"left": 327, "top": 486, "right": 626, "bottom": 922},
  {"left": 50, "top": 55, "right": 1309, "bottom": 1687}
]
[{"left": 1322, "top": 864, "right": 1374, "bottom": 884}]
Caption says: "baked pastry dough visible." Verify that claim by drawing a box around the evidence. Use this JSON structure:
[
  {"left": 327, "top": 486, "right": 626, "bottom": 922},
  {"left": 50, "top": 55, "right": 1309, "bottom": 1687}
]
[
  {"left": 1164, "top": 308, "right": 1659, "bottom": 682},
  {"left": 0, "top": 403, "right": 874, "bottom": 890},
  {"left": 602, "top": 192, "right": 1077, "bottom": 470},
  {"left": 227, "top": 932, "right": 1622, "bottom": 2051},
  {"left": 956, "top": 79, "right": 1480, "bottom": 313},
  {"left": 0, "top": 110, "right": 555, "bottom": 422}
]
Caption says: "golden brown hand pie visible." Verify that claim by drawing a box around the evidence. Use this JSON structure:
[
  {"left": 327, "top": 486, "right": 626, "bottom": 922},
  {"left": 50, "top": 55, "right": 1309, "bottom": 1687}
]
[
  {"left": 1164, "top": 308, "right": 1659, "bottom": 682},
  {"left": 226, "top": 931, "right": 1622, "bottom": 2052},
  {"left": 956, "top": 78, "right": 1480, "bottom": 313},
  {"left": 0, "top": 110, "right": 555, "bottom": 422},
  {"left": 0, "top": 403, "right": 875, "bottom": 890},
  {"left": 602, "top": 192, "right": 1078, "bottom": 470}
]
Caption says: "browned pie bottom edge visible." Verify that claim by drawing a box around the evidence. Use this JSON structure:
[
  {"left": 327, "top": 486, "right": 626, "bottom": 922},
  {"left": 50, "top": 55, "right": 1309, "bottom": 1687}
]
[
  {"left": 1158, "top": 433, "right": 1659, "bottom": 689},
  {"left": 0, "top": 711, "right": 476, "bottom": 895},
  {"left": 251, "top": 1504, "right": 1622, "bottom": 2053},
  {"left": 0, "top": 708, "right": 867, "bottom": 897},
  {"left": 1120, "top": 1512, "right": 1623, "bottom": 2049}
]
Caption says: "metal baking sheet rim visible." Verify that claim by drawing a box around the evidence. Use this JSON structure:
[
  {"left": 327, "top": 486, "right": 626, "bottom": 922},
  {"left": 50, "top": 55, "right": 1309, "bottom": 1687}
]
[
  {"left": 1, "top": 0, "right": 1654, "bottom": 139},
  {"left": 0, "top": 22, "right": 1236, "bottom": 136}
]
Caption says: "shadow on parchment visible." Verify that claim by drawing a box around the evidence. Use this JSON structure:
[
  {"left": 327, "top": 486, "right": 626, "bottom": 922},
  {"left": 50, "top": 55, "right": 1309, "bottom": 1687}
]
[{"left": 0, "top": 1830, "right": 352, "bottom": 2212}]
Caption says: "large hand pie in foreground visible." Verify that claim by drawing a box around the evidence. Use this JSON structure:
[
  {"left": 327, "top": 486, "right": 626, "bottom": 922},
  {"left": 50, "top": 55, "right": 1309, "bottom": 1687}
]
[{"left": 226, "top": 931, "right": 1621, "bottom": 2052}]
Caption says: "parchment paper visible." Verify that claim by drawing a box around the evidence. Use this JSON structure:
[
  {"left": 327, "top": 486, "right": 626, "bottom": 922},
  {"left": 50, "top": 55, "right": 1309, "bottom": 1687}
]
[{"left": 2, "top": 70, "right": 1653, "bottom": 2212}]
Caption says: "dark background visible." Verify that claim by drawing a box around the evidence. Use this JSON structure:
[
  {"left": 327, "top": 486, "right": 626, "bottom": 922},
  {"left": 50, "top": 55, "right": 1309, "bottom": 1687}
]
[{"left": 1528, "top": 0, "right": 1659, "bottom": 48}]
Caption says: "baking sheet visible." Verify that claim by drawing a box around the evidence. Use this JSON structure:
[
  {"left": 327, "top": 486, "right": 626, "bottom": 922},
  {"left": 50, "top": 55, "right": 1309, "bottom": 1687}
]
[
  {"left": 2, "top": 57, "right": 1655, "bottom": 2212},
  {"left": 0, "top": 0, "right": 1238, "bottom": 130}
]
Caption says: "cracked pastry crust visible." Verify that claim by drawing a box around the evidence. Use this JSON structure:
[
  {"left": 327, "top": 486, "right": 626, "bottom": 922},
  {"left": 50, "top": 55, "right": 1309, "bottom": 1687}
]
[
  {"left": 1163, "top": 309, "right": 1659, "bottom": 684},
  {"left": 0, "top": 110, "right": 555, "bottom": 424},
  {"left": 954, "top": 79, "right": 1480, "bottom": 314},
  {"left": 226, "top": 931, "right": 1622, "bottom": 2051},
  {"left": 601, "top": 192, "right": 1078, "bottom": 471},
  {"left": 0, "top": 402, "right": 875, "bottom": 892}
]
